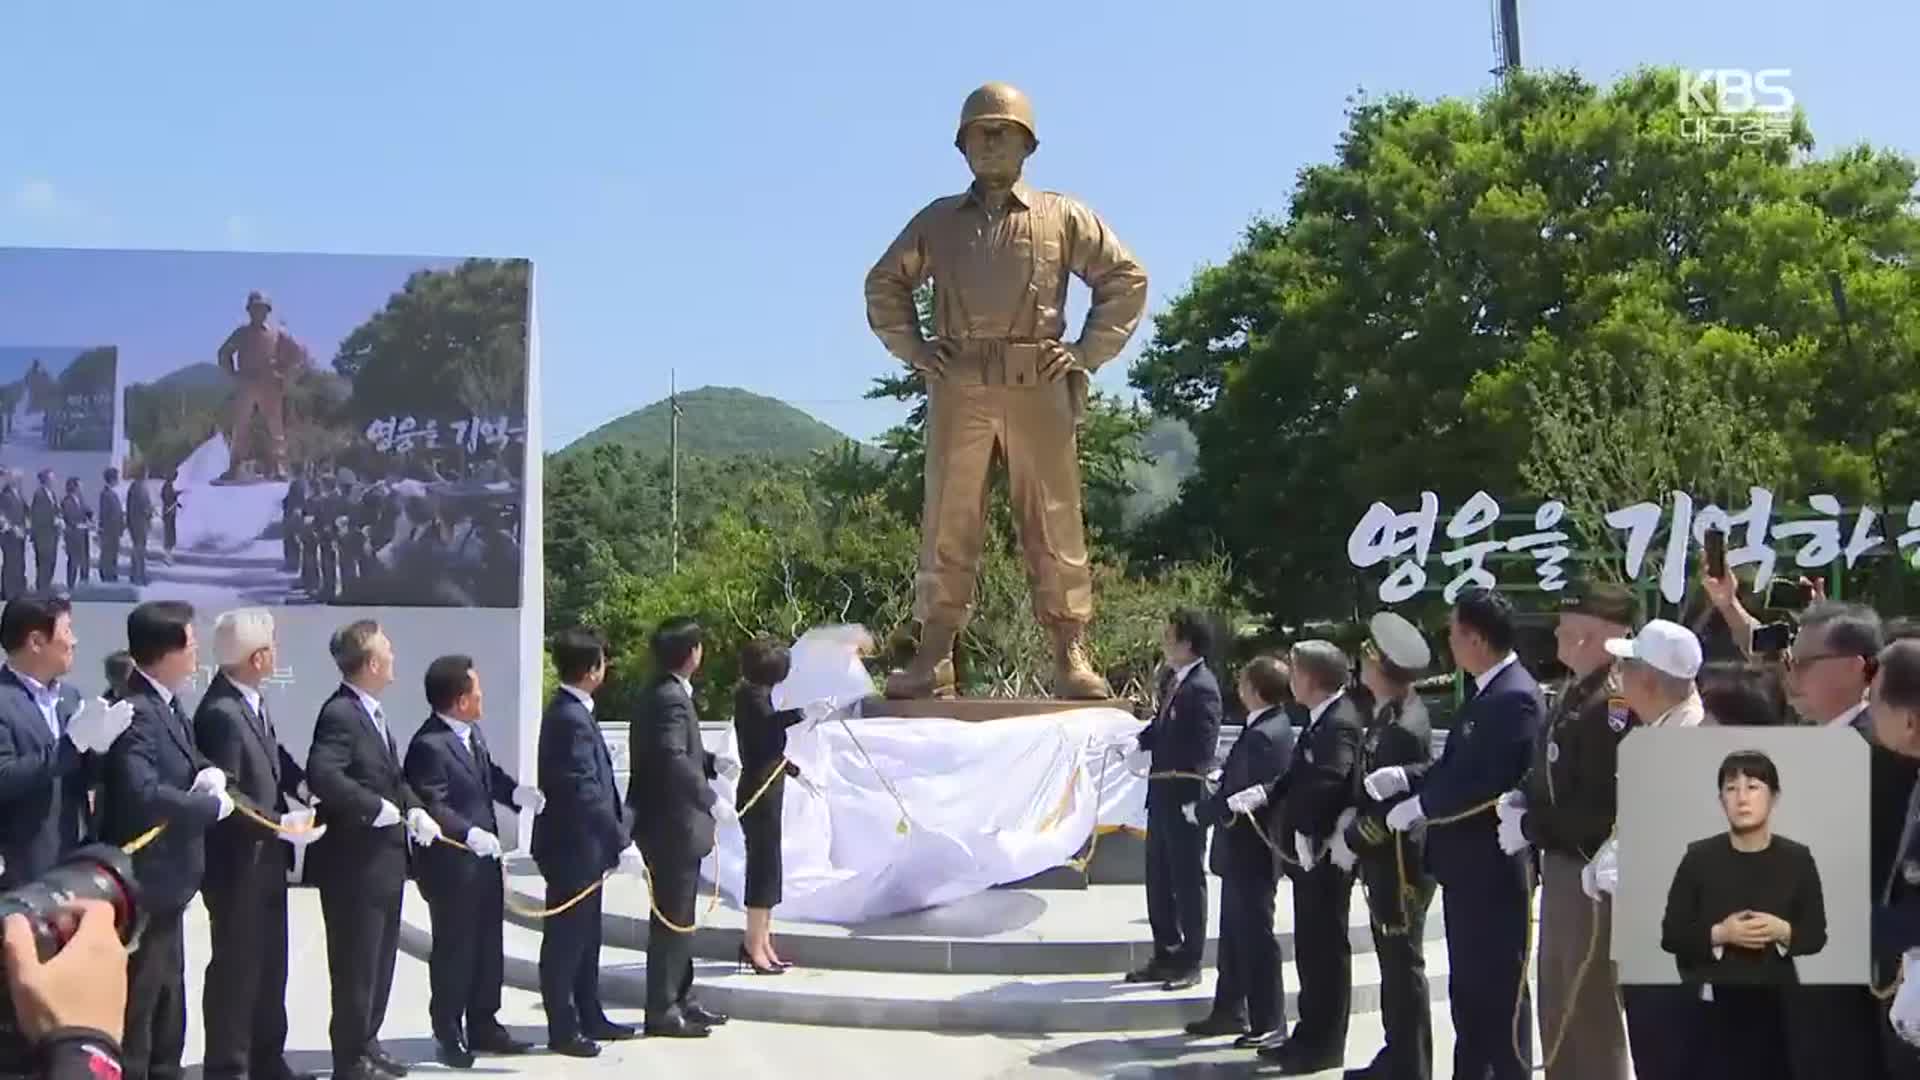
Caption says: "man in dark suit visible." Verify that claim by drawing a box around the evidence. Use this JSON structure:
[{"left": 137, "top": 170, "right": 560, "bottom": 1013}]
[
  {"left": 403, "top": 654, "right": 544, "bottom": 1068},
  {"left": 305, "top": 619, "right": 442, "bottom": 1080},
  {"left": 0, "top": 593, "right": 132, "bottom": 889},
  {"left": 533, "top": 627, "right": 639, "bottom": 1057},
  {"left": 125, "top": 467, "right": 154, "bottom": 587},
  {"left": 60, "top": 477, "right": 90, "bottom": 590},
  {"left": 0, "top": 471, "right": 27, "bottom": 600},
  {"left": 1340, "top": 611, "right": 1437, "bottom": 1080},
  {"left": 29, "top": 470, "right": 58, "bottom": 593},
  {"left": 1244, "top": 639, "right": 1363, "bottom": 1073},
  {"left": 194, "top": 607, "right": 321, "bottom": 1080},
  {"left": 1127, "top": 607, "right": 1225, "bottom": 991},
  {"left": 1186, "top": 654, "right": 1295, "bottom": 1047},
  {"left": 1382, "top": 588, "right": 1544, "bottom": 1080},
  {"left": 628, "top": 615, "right": 727, "bottom": 1037},
  {"left": 99, "top": 601, "right": 236, "bottom": 1080},
  {"left": 97, "top": 468, "right": 124, "bottom": 584},
  {"left": 281, "top": 474, "right": 306, "bottom": 572}
]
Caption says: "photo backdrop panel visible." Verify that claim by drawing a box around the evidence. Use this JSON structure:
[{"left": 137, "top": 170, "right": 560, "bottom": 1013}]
[
  {"left": 0, "top": 247, "right": 530, "bottom": 609},
  {"left": 1614, "top": 726, "right": 1870, "bottom": 986}
]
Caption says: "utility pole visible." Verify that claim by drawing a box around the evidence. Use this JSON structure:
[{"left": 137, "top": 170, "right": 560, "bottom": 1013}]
[
  {"left": 670, "top": 369, "right": 681, "bottom": 574},
  {"left": 1492, "top": 0, "right": 1522, "bottom": 79}
]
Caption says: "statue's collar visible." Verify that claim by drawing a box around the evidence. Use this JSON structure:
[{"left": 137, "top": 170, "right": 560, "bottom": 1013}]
[{"left": 963, "top": 181, "right": 1034, "bottom": 211}]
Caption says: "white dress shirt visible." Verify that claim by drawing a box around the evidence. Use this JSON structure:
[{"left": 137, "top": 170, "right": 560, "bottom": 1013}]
[
  {"left": 344, "top": 682, "right": 386, "bottom": 741},
  {"left": 8, "top": 665, "right": 60, "bottom": 740},
  {"left": 1830, "top": 699, "right": 1869, "bottom": 729},
  {"left": 1474, "top": 653, "right": 1521, "bottom": 697},
  {"left": 438, "top": 713, "right": 474, "bottom": 755},
  {"left": 136, "top": 668, "right": 176, "bottom": 707},
  {"left": 561, "top": 684, "right": 595, "bottom": 714}
]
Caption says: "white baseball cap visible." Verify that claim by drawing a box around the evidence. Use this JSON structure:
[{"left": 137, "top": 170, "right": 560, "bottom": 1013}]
[{"left": 1604, "top": 619, "right": 1703, "bottom": 680}]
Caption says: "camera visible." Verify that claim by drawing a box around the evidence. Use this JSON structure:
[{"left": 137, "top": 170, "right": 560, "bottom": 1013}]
[
  {"left": 1752, "top": 622, "right": 1796, "bottom": 655},
  {"left": 0, "top": 845, "right": 144, "bottom": 1078}
]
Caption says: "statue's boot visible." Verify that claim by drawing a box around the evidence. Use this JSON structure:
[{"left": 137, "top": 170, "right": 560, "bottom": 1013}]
[
  {"left": 885, "top": 620, "right": 959, "bottom": 699},
  {"left": 1049, "top": 621, "right": 1112, "bottom": 700}
]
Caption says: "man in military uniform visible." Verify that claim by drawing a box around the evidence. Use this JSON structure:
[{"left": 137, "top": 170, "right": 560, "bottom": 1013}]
[
  {"left": 281, "top": 470, "right": 307, "bottom": 572},
  {"left": 865, "top": 83, "right": 1148, "bottom": 700},
  {"left": 60, "top": 476, "right": 90, "bottom": 590},
  {"left": 30, "top": 468, "right": 58, "bottom": 592},
  {"left": 98, "top": 467, "right": 124, "bottom": 583},
  {"left": 125, "top": 464, "right": 154, "bottom": 586},
  {"left": 1335, "top": 612, "right": 1436, "bottom": 1080},
  {"left": 1499, "top": 583, "right": 1639, "bottom": 1080},
  {"left": 0, "top": 469, "right": 27, "bottom": 600},
  {"left": 216, "top": 291, "right": 305, "bottom": 482}
]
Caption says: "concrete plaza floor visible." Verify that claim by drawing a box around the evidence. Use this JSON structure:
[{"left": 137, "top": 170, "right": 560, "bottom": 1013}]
[{"left": 175, "top": 887, "right": 1466, "bottom": 1079}]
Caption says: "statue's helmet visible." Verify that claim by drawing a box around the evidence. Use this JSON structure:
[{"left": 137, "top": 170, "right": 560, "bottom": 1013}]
[
  {"left": 955, "top": 82, "right": 1037, "bottom": 151},
  {"left": 246, "top": 290, "right": 272, "bottom": 312}
]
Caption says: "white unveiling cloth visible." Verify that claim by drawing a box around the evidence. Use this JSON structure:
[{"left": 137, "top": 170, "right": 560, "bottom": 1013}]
[{"left": 703, "top": 626, "right": 1148, "bottom": 923}]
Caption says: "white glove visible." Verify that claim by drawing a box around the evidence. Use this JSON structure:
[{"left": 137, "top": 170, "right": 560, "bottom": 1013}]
[
  {"left": 617, "top": 842, "right": 646, "bottom": 878},
  {"left": 716, "top": 756, "right": 742, "bottom": 782},
  {"left": 514, "top": 785, "right": 547, "bottom": 815},
  {"left": 190, "top": 766, "right": 227, "bottom": 796},
  {"left": 66, "top": 697, "right": 134, "bottom": 753},
  {"left": 406, "top": 807, "right": 442, "bottom": 846},
  {"left": 1495, "top": 789, "right": 1526, "bottom": 824},
  {"left": 1330, "top": 808, "right": 1359, "bottom": 872},
  {"left": 801, "top": 699, "right": 835, "bottom": 725},
  {"left": 1125, "top": 747, "right": 1151, "bottom": 774},
  {"left": 1497, "top": 812, "right": 1530, "bottom": 856},
  {"left": 465, "top": 827, "right": 502, "bottom": 859},
  {"left": 1385, "top": 797, "right": 1425, "bottom": 833},
  {"left": 277, "top": 808, "right": 325, "bottom": 848},
  {"left": 212, "top": 790, "right": 235, "bottom": 821},
  {"left": 1294, "top": 832, "right": 1318, "bottom": 872},
  {"left": 1180, "top": 802, "right": 1198, "bottom": 825},
  {"left": 1893, "top": 950, "right": 1920, "bottom": 1048},
  {"left": 296, "top": 781, "right": 316, "bottom": 807},
  {"left": 1583, "top": 837, "right": 1619, "bottom": 900},
  {"left": 371, "top": 799, "right": 401, "bottom": 828},
  {"left": 1225, "top": 785, "right": 1268, "bottom": 814},
  {"left": 1363, "top": 766, "right": 1408, "bottom": 801}
]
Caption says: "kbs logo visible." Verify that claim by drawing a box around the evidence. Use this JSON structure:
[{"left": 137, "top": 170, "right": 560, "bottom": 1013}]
[{"left": 1677, "top": 69, "right": 1795, "bottom": 145}]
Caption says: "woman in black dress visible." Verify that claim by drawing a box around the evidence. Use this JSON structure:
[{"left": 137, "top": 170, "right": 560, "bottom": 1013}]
[
  {"left": 734, "top": 636, "right": 809, "bottom": 974},
  {"left": 159, "top": 471, "right": 180, "bottom": 561}
]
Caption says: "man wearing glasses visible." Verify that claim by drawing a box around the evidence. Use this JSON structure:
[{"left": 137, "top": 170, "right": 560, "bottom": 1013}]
[{"left": 1777, "top": 602, "right": 1894, "bottom": 1079}]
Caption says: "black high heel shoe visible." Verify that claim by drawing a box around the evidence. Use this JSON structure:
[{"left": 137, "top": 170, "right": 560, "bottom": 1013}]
[{"left": 737, "top": 945, "right": 783, "bottom": 976}]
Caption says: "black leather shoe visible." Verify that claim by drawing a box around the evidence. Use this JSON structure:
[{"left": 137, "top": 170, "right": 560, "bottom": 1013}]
[
  {"left": 365, "top": 1043, "right": 408, "bottom": 1076},
  {"left": 582, "top": 1019, "right": 638, "bottom": 1042},
  {"left": 1258, "top": 1041, "right": 1342, "bottom": 1075},
  {"left": 1233, "top": 1030, "right": 1272, "bottom": 1049},
  {"left": 251, "top": 1062, "right": 318, "bottom": 1080},
  {"left": 1183, "top": 1013, "right": 1248, "bottom": 1037},
  {"left": 684, "top": 1002, "right": 729, "bottom": 1027},
  {"left": 468, "top": 1027, "right": 533, "bottom": 1055},
  {"left": 644, "top": 1009, "right": 712, "bottom": 1038},
  {"left": 433, "top": 1037, "right": 475, "bottom": 1070},
  {"left": 1161, "top": 968, "right": 1202, "bottom": 991},
  {"left": 548, "top": 1036, "right": 601, "bottom": 1058},
  {"left": 1342, "top": 1068, "right": 1384, "bottom": 1080},
  {"left": 1124, "top": 961, "right": 1170, "bottom": 984},
  {"left": 336, "top": 1062, "right": 388, "bottom": 1080}
]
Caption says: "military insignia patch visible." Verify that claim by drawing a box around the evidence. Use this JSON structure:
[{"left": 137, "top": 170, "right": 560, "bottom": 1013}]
[{"left": 1606, "top": 696, "right": 1630, "bottom": 732}]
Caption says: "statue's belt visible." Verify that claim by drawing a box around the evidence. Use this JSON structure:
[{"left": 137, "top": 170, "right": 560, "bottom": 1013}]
[{"left": 941, "top": 339, "right": 1053, "bottom": 388}]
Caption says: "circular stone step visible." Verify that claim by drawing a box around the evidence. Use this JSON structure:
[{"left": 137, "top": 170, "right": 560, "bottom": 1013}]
[{"left": 502, "top": 868, "right": 1445, "bottom": 977}]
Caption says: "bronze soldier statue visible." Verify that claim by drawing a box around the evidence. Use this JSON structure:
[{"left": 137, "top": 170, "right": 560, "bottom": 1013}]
[
  {"left": 216, "top": 291, "right": 307, "bottom": 482},
  {"left": 865, "top": 82, "right": 1148, "bottom": 700}
]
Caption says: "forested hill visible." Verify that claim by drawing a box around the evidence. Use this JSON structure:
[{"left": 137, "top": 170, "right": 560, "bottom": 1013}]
[{"left": 562, "top": 385, "right": 855, "bottom": 461}]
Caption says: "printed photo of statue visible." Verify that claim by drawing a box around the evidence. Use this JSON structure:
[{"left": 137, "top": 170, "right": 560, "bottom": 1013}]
[
  {"left": 0, "top": 347, "right": 119, "bottom": 601},
  {"left": 0, "top": 247, "right": 531, "bottom": 609}
]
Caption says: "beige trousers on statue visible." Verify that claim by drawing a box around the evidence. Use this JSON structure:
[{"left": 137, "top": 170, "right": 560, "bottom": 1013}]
[
  {"left": 1538, "top": 851, "right": 1630, "bottom": 1080},
  {"left": 915, "top": 349, "right": 1092, "bottom": 628},
  {"left": 227, "top": 376, "right": 287, "bottom": 472}
]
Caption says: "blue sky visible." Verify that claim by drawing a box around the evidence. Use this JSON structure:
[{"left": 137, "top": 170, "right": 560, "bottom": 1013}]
[
  {"left": 0, "top": 249, "right": 460, "bottom": 385},
  {"left": 2, "top": 1, "right": 1912, "bottom": 451},
  {"left": 0, "top": 346, "right": 87, "bottom": 385}
]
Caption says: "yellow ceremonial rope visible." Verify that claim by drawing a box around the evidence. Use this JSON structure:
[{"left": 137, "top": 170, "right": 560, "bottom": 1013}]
[
  {"left": 734, "top": 757, "right": 790, "bottom": 819},
  {"left": 831, "top": 713, "right": 913, "bottom": 835}
]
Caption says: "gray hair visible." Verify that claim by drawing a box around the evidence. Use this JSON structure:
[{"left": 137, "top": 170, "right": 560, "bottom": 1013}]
[
  {"left": 1289, "top": 639, "right": 1351, "bottom": 695},
  {"left": 213, "top": 607, "right": 275, "bottom": 668},
  {"left": 329, "top": 619, "right": 383, "bottom": 677}
]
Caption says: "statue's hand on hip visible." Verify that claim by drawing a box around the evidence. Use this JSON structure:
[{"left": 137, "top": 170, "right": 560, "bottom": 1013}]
[
  {"left": 911, "top": 340, "right": 953, "bottom": 380},
  {"left": 1040, "top": 342, "right": 1083, "bottom": 383}
]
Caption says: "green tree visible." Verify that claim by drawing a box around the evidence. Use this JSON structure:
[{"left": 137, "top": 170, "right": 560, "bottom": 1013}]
[
  {"left": 335, "top": 258, "right": 531, "bottom": 423},
  {"left": 1132, "top": 67, "right": 1920, "bottom": 622}
]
